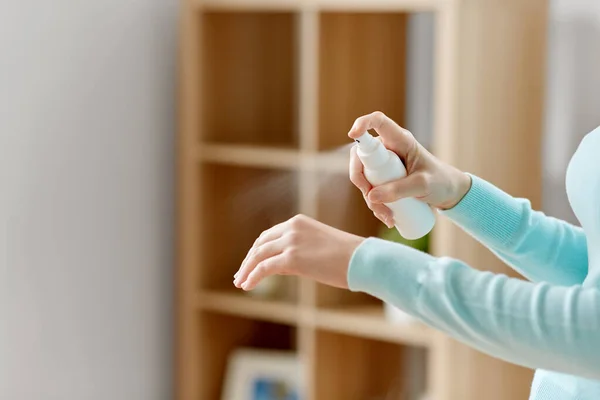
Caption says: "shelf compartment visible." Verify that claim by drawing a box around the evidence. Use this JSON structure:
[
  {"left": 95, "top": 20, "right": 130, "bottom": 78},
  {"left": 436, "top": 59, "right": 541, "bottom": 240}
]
[
  {"left": 200, "top": 11, "right": 298, "bottom": 148},
  {"left": 197, "top": 290, "right": 298, "bottom": 325},
  {"left": 197, "top": 312, "right": 298, "bottom": 399},
  {"left": 314, "top": 169, "right": 379, "bottom": 236},
  {"left": 313, "top": 328, "right": 423, "bottom": 400},
  {"left": 198, "top": 163, "right": 299, "bottom": 303},
  {"left": 318, "top": 12, "right": 408, "bottom": 151}
]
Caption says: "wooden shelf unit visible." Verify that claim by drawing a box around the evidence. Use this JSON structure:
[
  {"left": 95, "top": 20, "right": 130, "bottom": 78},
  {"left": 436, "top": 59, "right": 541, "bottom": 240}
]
[{"left": 177, "top": 0, "right": 549, "bottom": 399}]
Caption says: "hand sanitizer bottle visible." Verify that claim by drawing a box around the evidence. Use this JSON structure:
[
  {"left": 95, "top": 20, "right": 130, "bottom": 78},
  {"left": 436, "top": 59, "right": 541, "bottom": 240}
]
[{"left": 354, "top": 132, "right": 435, "bottom": 239}]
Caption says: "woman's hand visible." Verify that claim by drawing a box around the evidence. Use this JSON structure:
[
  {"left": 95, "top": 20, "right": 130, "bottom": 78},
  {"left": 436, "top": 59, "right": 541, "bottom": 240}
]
[
  {"left": 233, "top": 214, "right": 365, "bottom": 291},
  {"left": 349, "top": 111, "right": 472, "bottom": 228}
]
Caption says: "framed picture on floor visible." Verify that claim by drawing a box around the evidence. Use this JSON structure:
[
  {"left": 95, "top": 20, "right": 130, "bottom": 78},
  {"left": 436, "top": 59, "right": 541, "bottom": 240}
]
[{"left": 222, "top": 348, "right": 303, "bottom": 400}]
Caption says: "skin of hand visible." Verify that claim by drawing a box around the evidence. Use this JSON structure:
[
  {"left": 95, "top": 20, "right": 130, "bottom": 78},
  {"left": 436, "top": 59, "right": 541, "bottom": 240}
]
[
  {"left": 233, "top": 111, "right": 472, "bottom": 291},
  {"left": 233, "top": 214, "right": 364, "bottom": 290},
  {"left": 348, "top": 111, "right": 472, "bottom": 228}
]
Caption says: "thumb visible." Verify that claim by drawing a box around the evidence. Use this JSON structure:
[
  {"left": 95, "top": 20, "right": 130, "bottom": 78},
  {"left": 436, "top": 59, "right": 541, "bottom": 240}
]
[{"left": 367, "top": 173, "right": 430, "bottom": 204}]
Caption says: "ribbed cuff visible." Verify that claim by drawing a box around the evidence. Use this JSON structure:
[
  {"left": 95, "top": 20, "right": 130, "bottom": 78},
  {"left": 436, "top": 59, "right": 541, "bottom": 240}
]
[
  {"left": 347, "top": 237, "right": 435, "bottom": 312},
  {"left": 440, "top": 174, "right": 525, "bottom": 247}
]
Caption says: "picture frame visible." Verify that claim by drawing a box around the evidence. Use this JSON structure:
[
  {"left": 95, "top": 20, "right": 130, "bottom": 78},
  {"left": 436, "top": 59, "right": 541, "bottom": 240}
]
[{"left": 222, "top": 348, "right": 303, "bottom": 400}]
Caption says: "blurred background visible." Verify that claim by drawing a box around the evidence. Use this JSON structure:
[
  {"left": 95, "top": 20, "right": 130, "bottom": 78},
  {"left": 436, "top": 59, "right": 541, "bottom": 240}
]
[{"left": 1, "top": 0, "right": 599, "bottom": 400}]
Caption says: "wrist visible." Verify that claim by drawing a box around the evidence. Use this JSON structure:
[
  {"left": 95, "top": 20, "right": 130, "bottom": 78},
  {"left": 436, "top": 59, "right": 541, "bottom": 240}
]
[{"left": 440, "top": 170, "right": 472, "bottom": 210}]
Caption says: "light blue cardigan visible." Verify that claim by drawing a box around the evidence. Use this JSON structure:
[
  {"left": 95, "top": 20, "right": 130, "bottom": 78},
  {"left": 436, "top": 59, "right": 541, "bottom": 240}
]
[{"left": 348, "top": 127, "right": 600, "bottom": 399}]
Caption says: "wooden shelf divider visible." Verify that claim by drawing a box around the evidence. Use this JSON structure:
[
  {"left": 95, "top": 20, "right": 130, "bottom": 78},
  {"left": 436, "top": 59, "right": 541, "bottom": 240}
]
[
  {"left": 196, "top": 290, "right": 299, "bottom": 325},
  {"left": 195, "top": 142, "right": 350, "bottom": 173},
  {"left": 196, "top": 143, "right": 301, "bottom": 169},
  {"left": 197, "top": 0, "right": 446, "bottom": 12},
  {"left": 314, "top": 306, "right": 434, "bottom": 347}
]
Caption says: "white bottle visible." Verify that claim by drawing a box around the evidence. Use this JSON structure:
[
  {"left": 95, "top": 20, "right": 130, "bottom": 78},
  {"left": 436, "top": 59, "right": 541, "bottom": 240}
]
[{"left": 354, "top": 132, "right": 435, "bottom": 239}]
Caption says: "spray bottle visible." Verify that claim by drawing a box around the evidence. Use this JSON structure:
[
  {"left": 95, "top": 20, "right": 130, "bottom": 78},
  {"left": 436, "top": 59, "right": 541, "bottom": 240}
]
[{"left": 354, "top": 131, "right": 435, "bottom": 240}]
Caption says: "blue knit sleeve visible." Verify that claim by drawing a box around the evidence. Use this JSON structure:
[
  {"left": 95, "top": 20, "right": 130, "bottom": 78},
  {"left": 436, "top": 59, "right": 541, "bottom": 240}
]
[
  {"left": 440, "top": 174, "right": 588, "bottom": 285},
  {"left": 347, "top": 238, "right": 600, "bottom": 380}
]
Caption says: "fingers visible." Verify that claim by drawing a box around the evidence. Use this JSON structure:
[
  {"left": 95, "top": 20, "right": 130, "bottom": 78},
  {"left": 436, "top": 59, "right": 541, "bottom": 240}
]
[
  {"left": 241, "top": 253, "right": 288, "bottom": 291},
  {"left": 348, "top": 111, "right": 416, "bottom": 158},
  {"left": 368, "top": 173, "right": 430, "bottom": 204},
  {"left": 349, "top": 145, "right": 371, "bottom": 196},
  {"left": 350, "top": 144, "right": 394, "bottom": 228},
  {"left": 369, "top": 201, "right": 394, "bottom": 228},
  {"left": 234, "top": 236, "right": 286, "bottom": 289},
  {"left": 237, "top": 221, "right": 286, "bottom": 279}
]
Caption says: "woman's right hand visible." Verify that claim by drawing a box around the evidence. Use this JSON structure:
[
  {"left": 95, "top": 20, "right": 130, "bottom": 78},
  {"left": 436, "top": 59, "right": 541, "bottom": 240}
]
[{"left": 348, "top": 111, "right": 472, "bottom": 228}]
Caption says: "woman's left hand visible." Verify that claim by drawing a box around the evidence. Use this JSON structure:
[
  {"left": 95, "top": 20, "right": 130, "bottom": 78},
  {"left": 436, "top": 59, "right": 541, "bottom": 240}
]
[{"left": 233, "top": 214, "right": 365, "bottom": 291}]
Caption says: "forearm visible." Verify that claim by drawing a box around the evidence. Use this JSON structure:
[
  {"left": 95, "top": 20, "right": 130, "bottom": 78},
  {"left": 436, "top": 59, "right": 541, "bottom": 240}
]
[
  {"left": 440, "top": 174, "right": 588, "bottom": 285},
  {"left": 348, "top": 238, "right": 600, "bottom": 380}
]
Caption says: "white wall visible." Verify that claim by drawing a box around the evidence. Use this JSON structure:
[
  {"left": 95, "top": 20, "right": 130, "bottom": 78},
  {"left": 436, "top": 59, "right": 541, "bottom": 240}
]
[
  {"left": 406, "top": 13, "right": 435, "bottom": 150},
  {"left": 0, "top": 1, "right": 176, "bottom": 399},
  {"left": 543, "top": 0, "right": 600, "bottom": 222}
]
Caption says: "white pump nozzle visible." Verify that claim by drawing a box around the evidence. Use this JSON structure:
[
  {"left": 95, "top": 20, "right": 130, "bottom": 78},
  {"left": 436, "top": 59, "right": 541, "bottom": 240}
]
[
  {"left": 354, "top": 132, "right": 390, "bottom": 169},
  {"left": 354, "top": 132, "right": 379, "bottom": 152}
]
